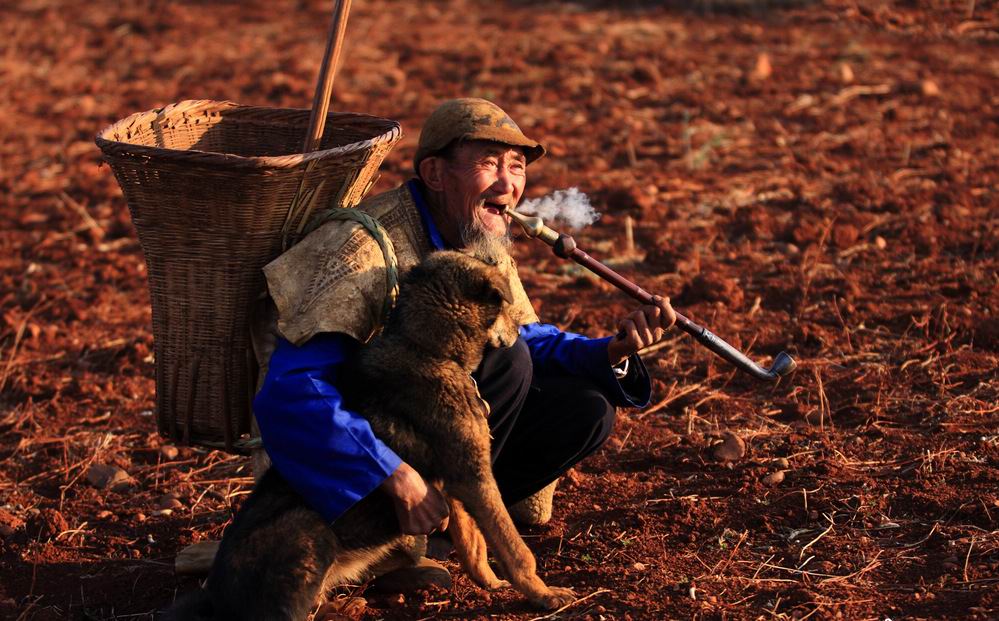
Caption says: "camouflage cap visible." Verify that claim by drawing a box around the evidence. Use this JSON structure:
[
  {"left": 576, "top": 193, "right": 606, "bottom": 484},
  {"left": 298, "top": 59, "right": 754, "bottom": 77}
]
[{"left": 414, "top": 98, "right": 546, "bottom": 173}]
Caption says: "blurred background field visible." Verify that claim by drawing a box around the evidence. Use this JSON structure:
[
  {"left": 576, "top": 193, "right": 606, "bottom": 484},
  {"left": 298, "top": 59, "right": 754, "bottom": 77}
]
[{"left": 1, "top": 1, "right": 997, "bottom": 618}]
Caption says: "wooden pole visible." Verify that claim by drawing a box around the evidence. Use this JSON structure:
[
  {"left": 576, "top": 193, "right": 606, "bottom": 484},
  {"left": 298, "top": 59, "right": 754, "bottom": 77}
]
[{"left": 303, "top": 0, "right": 353, "bottom": 153}]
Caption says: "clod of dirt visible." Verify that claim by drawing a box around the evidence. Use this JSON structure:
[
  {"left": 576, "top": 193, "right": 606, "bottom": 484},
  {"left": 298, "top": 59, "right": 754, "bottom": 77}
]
[
  {"left": 0, "top": 508, "right": 24, "bottom": 538},
  {"left": 562, "top": 468, "right": 586, "bottom": 489},
  {"left": 31, "top": 508, "right": 68, "bottom": 539},
  {"left": 712, "top": 431, "right": 746, "bottom": 463},
  {"left": 832, "top": 223, "right": 859, "bottom": 248},
  {"left": 679, "top": 274, "right": 745, "bottom": 308},
  {"left": 86, "top": 464, "right": 135, "bottom": 492},
  {"left": 160, "top": 445, "right": 179, "bottom": 460},
  {"left": 763, "top": 470, "right": 786, "bottom": 486},
  {"left": 603, "top": 186, "right": 656, "bottom": 215}
]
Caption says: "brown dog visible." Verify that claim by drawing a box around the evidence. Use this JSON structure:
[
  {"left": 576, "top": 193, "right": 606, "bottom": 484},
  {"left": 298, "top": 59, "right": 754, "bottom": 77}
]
[{"left": 167, "top": 250, "right": 575, "bottom": 620}]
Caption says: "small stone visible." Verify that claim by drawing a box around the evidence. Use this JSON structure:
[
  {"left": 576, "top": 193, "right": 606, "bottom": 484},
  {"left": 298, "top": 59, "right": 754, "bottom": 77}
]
[
  {"left": 86, "top": 464, "right": 135, "bottom": 492},
  {"left": 875, "top": 236, "right": 887, "bottom": 249},
  {"left": 763, "top": 470, "right": 786, "bottom": 486},
  {"left": 921, "top": 80, "right": 940, "bottom": 97},
  {"left": 134, "top": 512, "right": 146, "bottom": 523},
  {"left": 775, "top": 457, "right": 790, "bottom": 469},
  {"left": 632, "top": 562, "right": 646, "bottom": 571},
  {"left": 712, "top": 432, "right": 746, "bottom": 463},
  {"left": 160, "top": 445, "right": 179, "bottom": 460},
  {"left": 152, "top": 509, "right": 173, "bottom": 517},
  {"left": 157, "top": 494, "right": 184, "bottom": 510},
  {"left": 839, "top": 63, "right": 855, "bottom": 84},
  {"left": 751, "top": 53, "right": 772, "bottom": 81},
  {"left": 387, "top": 593, "right": 406, "bottom": 608},
  {"left": 95, "top": 510, "right": 113, "bottom": 520}
]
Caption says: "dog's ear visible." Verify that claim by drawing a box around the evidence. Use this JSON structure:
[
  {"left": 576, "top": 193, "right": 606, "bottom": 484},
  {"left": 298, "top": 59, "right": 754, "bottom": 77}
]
[{"left": 483, "top": 268, "right": 515, "bottom": 305}]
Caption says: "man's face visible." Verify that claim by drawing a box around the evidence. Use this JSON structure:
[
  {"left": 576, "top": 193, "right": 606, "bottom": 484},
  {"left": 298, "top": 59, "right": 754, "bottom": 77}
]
[{"left": 436, "top": 140, "right": 527, "bottom": 244}]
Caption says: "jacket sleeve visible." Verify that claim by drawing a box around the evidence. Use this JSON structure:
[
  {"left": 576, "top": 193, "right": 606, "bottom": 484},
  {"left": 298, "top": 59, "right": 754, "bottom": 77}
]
[
  {"left": 253, "top": 332, "right": 402, "bottom": 523},
  {"left": 518, "top": 322, "right": 652, "bottom": 408}
]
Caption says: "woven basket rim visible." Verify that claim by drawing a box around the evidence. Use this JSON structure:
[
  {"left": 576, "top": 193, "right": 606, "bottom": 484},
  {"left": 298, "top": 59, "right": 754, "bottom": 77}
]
[{"left": 95, "top": 99, "right": 402, "bottom": 171}]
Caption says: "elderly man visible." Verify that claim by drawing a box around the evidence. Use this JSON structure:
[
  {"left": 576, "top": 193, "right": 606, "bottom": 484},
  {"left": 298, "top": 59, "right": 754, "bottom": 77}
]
[{"left": 253, "top": 98, "right": 675, "bottom": 587}]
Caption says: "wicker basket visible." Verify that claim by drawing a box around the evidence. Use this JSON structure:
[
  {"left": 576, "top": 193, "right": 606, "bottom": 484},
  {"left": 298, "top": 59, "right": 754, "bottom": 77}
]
[{"left": 96, "top": 99, "right": 402, "bottom": 452}]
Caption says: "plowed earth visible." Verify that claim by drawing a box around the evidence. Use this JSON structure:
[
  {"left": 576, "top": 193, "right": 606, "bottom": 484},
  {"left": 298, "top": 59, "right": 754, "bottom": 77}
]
[{"left": 1, "top": 0, "right": 997, "bottom": 619}]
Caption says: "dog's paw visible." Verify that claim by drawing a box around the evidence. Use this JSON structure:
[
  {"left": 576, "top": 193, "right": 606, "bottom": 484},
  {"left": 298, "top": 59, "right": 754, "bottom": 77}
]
[
  {"left": 490, "top": 578, "right": 511, "bottom": 590},
  {"left": 531, "top": 586, "right": 576, "bottom": 610}
]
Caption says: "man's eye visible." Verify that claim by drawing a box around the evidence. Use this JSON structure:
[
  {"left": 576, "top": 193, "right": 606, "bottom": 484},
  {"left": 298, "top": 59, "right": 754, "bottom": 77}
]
[{"left": 480, "top": 158, "right": 499, "bottom": 168}]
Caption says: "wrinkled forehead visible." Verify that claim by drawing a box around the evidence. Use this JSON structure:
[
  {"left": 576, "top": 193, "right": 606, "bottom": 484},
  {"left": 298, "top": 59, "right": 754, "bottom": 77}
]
[{"left": 451, "top": 139, "right": 527, "bottom": 163}]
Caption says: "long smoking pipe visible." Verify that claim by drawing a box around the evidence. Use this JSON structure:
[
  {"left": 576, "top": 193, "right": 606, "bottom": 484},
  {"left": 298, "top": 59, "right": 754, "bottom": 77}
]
[{"left": 505, "top": 207, "right": 797, "bottom": 381}]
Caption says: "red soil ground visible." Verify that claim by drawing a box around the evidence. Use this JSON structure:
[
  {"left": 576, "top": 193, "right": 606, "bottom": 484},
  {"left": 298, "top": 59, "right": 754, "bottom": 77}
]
[{"left": 1, "top": 0, "right": 997, "bottom": 619}]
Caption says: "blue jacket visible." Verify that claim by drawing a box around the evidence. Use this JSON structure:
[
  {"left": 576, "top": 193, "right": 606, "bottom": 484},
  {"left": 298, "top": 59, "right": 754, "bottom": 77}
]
[{"left": 254, "top": 182, "right": 652, "bottom": 522}]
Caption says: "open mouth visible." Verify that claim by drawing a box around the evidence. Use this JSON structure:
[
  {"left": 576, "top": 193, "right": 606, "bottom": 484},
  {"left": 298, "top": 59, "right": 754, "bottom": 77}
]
[{"left": 483, "top": 200, "right": 506, "bottom": 216}]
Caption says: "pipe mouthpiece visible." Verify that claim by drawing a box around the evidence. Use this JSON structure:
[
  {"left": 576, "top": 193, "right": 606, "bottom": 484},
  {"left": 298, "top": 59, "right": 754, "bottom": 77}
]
[{"left": 504, "top": 207, "right": 559, "bottom": 245}]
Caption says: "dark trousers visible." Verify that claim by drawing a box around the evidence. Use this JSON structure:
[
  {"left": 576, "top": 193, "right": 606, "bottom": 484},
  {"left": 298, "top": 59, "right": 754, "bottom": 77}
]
[{"left": 471, "top": 338, "right": 616, "bottom": 506}]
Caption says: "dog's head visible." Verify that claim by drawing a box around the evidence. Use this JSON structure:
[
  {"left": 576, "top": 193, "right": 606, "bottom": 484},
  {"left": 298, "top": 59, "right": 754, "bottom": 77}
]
[{"left": 385, "top": 251, "right": 520, "bottom": 369}]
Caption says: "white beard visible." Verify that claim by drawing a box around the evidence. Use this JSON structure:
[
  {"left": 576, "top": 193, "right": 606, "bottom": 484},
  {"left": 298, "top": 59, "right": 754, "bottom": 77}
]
[{"left": 460, "top": 220, "right": 512, "bottom": 266}]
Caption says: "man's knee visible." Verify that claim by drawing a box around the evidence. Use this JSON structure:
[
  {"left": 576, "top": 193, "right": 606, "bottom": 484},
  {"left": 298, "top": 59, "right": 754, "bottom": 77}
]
[
  {"left": 474, "top": 337, "right": 532, "bottom": 390},
  {"left": 574, "top": 387, "right": 616, "bottom": 450}
]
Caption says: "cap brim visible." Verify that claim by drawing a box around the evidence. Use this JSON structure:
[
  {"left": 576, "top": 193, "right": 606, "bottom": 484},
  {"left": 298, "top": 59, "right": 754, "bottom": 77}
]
[{"left": 463, "top": 126, "right": 546, "bottom": 163}]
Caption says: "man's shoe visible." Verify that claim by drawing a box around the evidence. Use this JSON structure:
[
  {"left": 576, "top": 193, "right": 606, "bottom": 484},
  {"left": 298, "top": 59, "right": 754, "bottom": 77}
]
[
  {"left": 508, "top": 479, "right": 558, "bottom": 526},
  {"left": 370, "top": 557, "right": 452, "bottom": 593}
]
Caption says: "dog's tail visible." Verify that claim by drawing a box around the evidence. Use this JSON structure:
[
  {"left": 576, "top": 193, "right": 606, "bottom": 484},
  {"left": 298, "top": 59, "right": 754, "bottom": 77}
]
[{"left": 163, "top": 588, "right": 214, "bottom": 621}]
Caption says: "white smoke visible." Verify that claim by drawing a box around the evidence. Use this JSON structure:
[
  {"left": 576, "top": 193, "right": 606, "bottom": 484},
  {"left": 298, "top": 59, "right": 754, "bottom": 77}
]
[{"left": 517, "top": 187, "right": 600, "bottom": 230}]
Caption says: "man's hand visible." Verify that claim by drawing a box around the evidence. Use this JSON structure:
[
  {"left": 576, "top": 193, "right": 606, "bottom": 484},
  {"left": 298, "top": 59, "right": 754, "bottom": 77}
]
[
  {"left": 607, "top": 295, "right": 677, "bottom": 366},
  {"left": 381, "top": 461, "right": 450, "bottom": 535}
]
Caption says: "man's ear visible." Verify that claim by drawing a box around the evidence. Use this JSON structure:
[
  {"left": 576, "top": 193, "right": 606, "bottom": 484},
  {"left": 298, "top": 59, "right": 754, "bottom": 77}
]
[{"left": 419, "top": 156, "right": 447, "bottom": 192}]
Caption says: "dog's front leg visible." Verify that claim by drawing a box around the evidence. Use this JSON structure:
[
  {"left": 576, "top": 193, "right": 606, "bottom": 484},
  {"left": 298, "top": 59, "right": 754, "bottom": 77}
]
[
  {"left": 448, "top": 478, "right": 575, "bottom": 610},
  {"left": 447, "top": 496, "right": 509, "bottom": 591}
]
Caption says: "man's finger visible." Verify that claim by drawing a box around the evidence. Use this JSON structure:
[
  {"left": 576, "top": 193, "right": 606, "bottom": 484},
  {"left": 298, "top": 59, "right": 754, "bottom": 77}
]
[
  {"left": 632, "top": 310, "right": 654, "bottom": 347},
  {"left": 654, "top": 295, "right": 677, "bottom": 329},
  {"left": 642, "top": 304, "right": 663, "bottom": 339},
  {"left": 618, "top": 318, "right": 637, "bottom": 343}
]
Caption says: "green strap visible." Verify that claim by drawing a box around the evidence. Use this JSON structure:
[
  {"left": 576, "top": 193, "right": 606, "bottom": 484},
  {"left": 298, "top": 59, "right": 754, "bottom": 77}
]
[{"left": 306, "top": 207, "right": 399, "bottom": 329}]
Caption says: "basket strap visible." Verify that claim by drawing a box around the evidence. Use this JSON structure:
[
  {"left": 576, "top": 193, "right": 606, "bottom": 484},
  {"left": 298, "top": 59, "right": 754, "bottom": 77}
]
[
  {"left": 307, "top": 207, "right": 400, "bottom": 328},
  {"left": 280, "top": 161, "right": 325, "bottom": 251}
]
